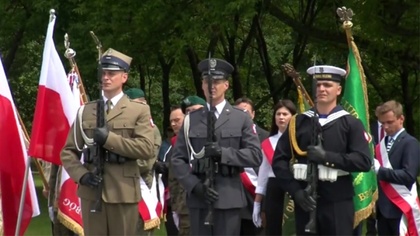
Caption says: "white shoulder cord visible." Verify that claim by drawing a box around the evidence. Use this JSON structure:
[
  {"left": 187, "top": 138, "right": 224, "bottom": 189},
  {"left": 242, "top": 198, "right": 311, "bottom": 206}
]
[
  {"left": 184, "top": 114, "right": 204, "bottom": 159},
  {"left": 73, "top": 105, "right": 94, "bottom": 152}
]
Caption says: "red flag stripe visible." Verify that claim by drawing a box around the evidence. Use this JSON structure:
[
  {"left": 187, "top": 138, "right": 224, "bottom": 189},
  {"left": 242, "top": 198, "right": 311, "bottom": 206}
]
[{"left": 0, "top": 59, "right": 39, "bottom": 235}]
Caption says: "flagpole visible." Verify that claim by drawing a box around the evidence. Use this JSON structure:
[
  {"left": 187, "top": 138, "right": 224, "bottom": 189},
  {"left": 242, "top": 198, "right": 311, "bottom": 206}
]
[
  {"left": 17, "top": 112, "right": 49, "bottom": 190},
  {"left": 14, "top": 156, "right": 31, "bottom": 236},
  {"left": 281, "top": 63, "right": 315, "bottom": 107},
  {"left": 64, "top": 33, "right": 89, "bottom": 103}
]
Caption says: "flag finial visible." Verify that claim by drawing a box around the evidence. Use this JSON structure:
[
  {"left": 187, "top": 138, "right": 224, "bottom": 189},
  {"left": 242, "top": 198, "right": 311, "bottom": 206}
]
[
  {"left": 337, "top": 6, "right": 353, "bottom": 29},
  {"left": 49, "top": 9, "right": 56, "bottom": 22}
]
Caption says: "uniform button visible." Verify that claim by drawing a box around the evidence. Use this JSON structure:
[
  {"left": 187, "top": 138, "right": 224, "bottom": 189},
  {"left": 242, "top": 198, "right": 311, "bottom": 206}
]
[
  {"left": 123, "top": 123, "right": 127, "bottom": 127},
  {"left": 326, "top": 162, "right": 329, "bottom": 166},
  {"left": 331, "top": 163, "right": 335, "bottom": 167},
  {"left": 110, "top": 147, "right": 114, "bottom": 150}
]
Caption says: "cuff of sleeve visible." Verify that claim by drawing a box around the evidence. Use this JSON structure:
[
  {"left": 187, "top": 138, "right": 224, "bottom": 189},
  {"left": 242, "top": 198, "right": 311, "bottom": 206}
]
[
  {"left": 187, "top": 179, "right": 201, "bottom": 195},
  {"left": 324, "top": 151, "right": 339, "bottom": 168},
  {"left": 255, "top": 186, "right": 266, "bottom": 195},
  {"left": 286, "top": 181, "right": 301, "bottom": 197},
  {"left": 102, "top": 131, "right": 117, "bottom": 153},
  {"left": 220, "top": 147, "right": 231, "bottom": 165}
]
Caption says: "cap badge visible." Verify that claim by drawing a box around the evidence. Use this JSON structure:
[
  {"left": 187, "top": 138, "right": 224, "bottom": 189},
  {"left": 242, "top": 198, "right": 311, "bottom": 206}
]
[{"left": 210, "top": 59, "right": 217, "bottom": 69}]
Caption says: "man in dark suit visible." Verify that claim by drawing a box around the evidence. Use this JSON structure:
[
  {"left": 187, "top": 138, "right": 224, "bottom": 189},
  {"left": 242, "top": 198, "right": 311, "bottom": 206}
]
[
  {"left": 171, "top": 58, "right": 262, "bottom": 235},
  {"left": 373, "top": 100, "right": 420, "bottom": 235},
  {"left": 234, "top": 97, "right": 269, "bottom": 236}
]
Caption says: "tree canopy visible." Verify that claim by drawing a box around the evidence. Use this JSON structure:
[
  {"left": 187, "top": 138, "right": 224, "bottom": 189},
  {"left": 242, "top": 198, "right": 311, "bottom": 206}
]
[{"left": 1, "top": 0, "right": 418, "bottom": 138}]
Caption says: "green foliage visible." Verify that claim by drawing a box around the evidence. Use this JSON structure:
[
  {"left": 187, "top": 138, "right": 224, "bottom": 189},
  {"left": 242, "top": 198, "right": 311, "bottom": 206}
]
[{"left": 0, "top": 0, "right": 418, "bottom": 138}]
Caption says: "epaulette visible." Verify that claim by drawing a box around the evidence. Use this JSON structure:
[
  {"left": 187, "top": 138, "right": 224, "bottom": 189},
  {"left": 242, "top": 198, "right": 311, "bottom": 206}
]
[
  {"left": 130, "top": 99, "right": 147, "bottom": 105},
  {"left": 232, "top": 106, "right": 248, "bottom": 113}
]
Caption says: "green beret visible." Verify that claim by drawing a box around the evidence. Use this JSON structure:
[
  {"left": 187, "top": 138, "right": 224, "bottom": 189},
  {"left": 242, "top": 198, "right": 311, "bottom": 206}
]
[
  {"left": 181, "top": 95, "right": 206, "bottom": 113},
  {"left": 124, "top": 88, "right": 145, "bottom": 99}
]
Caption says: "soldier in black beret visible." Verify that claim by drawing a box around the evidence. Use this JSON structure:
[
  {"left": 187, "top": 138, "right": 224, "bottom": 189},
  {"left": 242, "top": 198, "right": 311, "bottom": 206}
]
[{"left": 171, "top": 58, "right": 262, "bottom": 235}]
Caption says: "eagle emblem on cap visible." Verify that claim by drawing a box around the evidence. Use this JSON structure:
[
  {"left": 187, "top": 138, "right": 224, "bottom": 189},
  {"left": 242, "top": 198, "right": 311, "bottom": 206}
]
[{"left": 210, "top": 59, "right": 217, "bottom": 69}]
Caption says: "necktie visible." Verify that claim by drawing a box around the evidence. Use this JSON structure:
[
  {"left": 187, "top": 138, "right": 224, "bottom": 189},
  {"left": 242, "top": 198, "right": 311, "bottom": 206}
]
[
  {"left": 386, "top": 136, "right": 394, "bottom": 152},
  {"left": 106, "top": 100, "right": 112, "bottom": 115},
  {"left": 210, "top": 107, "right": 217, "bottom": 121}
]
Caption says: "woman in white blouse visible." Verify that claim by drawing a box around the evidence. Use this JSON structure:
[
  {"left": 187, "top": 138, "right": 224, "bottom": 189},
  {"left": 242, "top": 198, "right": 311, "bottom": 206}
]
[{"left": 252, "top": 99, "right": 296, "bottom": 235}]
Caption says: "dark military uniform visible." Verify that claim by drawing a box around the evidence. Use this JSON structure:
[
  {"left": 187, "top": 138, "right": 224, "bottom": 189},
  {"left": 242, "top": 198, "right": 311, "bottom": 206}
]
[
  {"left": 272, "top": 65, "right": 371, "bottom": 235},
  {"left": 240, "top": 125, "right": 269, "bottom": 236},
  {"left": 272, "top": 107, "right": 371, "bottom": 235},
  {"left": 171, "top": 57, "right": 262, "bottom": 236}
]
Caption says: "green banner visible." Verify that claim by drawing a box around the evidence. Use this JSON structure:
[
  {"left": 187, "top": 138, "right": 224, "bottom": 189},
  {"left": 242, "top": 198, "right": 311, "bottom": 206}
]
[{"left": 342, "top": 40, "right": 378, "bottom": 227}]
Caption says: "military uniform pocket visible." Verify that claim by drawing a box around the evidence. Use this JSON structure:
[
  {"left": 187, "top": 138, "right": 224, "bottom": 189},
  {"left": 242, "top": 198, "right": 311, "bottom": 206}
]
[
  {"left": 82, "top": 121, "right": 96, "bottom": 138},
  {"left": 221, "top": 129, "right": 242, "bottom": 148},
  {"left": 113, "top": 120, "right": 135, "bottom": 137},
  {"left": 123, "top": 164, "right": 139, "bottom": 178}
]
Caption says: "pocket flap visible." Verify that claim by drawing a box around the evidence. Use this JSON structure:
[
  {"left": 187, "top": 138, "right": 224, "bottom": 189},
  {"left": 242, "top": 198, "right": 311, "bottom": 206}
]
[
  {"left": 82, "top": 121, "right": 96, "bottom": 129},
  {"left": 221, "top": 129, "right": 242, "bottom": 138},
  {"left": 189, "top": 129, "right": 205, "bottom": 138},
  {"left": 113, "top": 120, "right": 134, "bottom": 129}
]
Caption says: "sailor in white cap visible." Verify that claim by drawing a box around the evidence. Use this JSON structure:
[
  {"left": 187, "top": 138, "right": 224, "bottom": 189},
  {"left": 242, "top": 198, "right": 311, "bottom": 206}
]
[{"left": 271, "top": 65, "right": 372, "bottom": 235}]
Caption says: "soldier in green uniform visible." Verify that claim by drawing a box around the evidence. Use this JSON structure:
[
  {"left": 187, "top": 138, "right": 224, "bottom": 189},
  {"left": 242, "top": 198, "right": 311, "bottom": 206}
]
[
  {"left": 124, "top": 88, "right": 162, "bottom": 188},
  {"left": 61, "top": 48, "right": 155, "bottom": 235},
  {"left": 167, "top": 95, "right": 206, "bottom": 235}
]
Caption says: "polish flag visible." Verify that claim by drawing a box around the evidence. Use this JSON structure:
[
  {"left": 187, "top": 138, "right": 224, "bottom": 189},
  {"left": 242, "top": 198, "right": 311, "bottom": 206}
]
[
  {"left": 0, "top": 58, "right": 40, "bottom": 235},
  {"left": 28, "top": 14, "right": 78, "bottom": 165},
  {"left": 56, "top": 70, "right": 84, "bottom": 235}
]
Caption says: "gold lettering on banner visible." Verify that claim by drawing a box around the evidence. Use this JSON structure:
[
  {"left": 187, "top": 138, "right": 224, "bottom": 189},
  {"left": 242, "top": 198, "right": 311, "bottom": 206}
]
[{"left": 357, "top": 188, "right": 374, "bottom": 201}]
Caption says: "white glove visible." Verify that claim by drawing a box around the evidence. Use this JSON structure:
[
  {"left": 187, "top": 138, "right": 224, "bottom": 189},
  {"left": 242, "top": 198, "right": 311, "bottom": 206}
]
[
  {"left": 374, "top": 159, "right": 381, "bottom": 173},
  {"left": 252, "top": 201, "right": 262, "bottom": 228},
  {"left": 172, "top": 211, "right": 179, "bottom": 230},
  {"left": 48, "top": 206, "right": 54, "bottom": 222}
]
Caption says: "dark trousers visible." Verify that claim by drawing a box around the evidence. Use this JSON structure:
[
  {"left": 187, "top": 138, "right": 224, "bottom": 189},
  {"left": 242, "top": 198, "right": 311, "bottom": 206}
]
[
  {"left": 365, "top": 214, "right": 378, "bottom": 236},
  {"left": 189, "top": 208, "right": 242, "bottom": 235},
  {"left": 377, "top": 209, "right": 400, "bottom": 236},
  {"left": 165, "top": 205, "right": 179, "bottom": 236},
  {"left": 295, "top": 199, "right": 354, "bottom": 235},
  {"left": 240, "top": 218, "right": 264, "bottom": 235},
  {"left": 264, "top": 177, "right": 285, "bottom": 235}
]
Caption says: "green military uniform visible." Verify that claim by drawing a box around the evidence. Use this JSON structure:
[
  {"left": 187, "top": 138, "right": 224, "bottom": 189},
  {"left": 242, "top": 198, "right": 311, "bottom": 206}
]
[
  {"left": 61, "top": 48, "right": 155, "bottom": 235},
  {"left": 124, "top": 88, "right": 162, "bottom": 188},
  {"left": 167, "top": 95, "right": 206, "bottom": 235}
]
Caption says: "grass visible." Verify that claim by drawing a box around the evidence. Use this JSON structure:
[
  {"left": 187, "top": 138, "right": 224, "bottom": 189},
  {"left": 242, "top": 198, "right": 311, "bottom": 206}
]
[{"left": 26, "top": 173, "right": 167, "bottom": 235}]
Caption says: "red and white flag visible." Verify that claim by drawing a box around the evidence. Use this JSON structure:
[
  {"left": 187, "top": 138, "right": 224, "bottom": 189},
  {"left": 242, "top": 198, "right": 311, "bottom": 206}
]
[
  {"left": 56, "top": 70, "right": 84, "bottom": 235},
  {"left": 28, "top": 13, "right": 78, "bottom": 165},
  {"left": 0, "top": 58, "right": 40, "bottom": 235}
]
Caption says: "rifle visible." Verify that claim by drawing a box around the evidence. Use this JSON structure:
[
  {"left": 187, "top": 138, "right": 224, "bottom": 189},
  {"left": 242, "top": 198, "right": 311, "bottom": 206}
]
[
  {"left": 89, "top": 31, "right": 105, "bottom": 213},
  {"left": 304, "top": 64, "right": 322, "bottom": 234},
  {"left": 203, "top": 54, "right": 218, "bottom": 228}
]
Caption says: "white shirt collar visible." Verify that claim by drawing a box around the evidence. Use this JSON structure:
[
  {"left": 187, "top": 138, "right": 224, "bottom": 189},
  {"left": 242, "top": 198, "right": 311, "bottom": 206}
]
[
  {"left": 207, "top": 99, "right": 226, "bottom": 117},
  {"left": 103, "top": 91, "right": 124, "bottom": 107},
  {"left": 389, "top": 128, "right": 405, "bottom": 141}
]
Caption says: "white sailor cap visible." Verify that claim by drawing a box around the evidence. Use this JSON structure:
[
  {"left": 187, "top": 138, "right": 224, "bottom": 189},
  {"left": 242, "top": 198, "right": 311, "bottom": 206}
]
[{"left": 306, "top": 65, "right": 346, "bottom": 83}]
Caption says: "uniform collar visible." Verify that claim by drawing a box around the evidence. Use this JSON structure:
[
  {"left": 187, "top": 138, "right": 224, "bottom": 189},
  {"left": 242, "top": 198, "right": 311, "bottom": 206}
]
[
  {"left": 103, "top": 91, "right": 124, "bottom": 106},
  {"left": 207, "top": 99, "right": 226, "bottom": 115}
]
